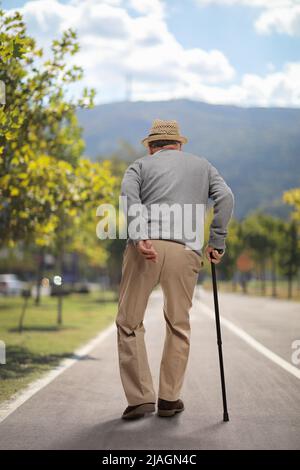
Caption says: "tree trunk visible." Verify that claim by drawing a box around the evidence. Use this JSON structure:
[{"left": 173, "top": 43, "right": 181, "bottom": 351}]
[
  {"left": 260, "top": 261, "right": 266, "bottom": 296},
  {"left": 271, "top": 256, "right": 277, "bottom": 298},
  {"left": 19, "top": 296, "right": 29, "bottom": 333},
  {"left": 56, "top": 247, "right": 64, "bottom": 326},
  {"left": 287, "top": 221, "right": 297, "bottom": 300},
  {"left": 240, "top": 273, "right": 248, "bottom": 294},
  {"left": 287, "top": 274, "right": 293, "bottom": 300},
  {"left": 35, "top": 247, "right": 45, "bottom": 306},
  {"left": 57, "top": 294, "right": 63, "bottom": 325}
]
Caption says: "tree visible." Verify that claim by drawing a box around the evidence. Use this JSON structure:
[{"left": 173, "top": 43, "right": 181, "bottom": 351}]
[
  {"left": 36, "top": 157, "right": 116, "bottom": 323},
  {"left": 0, "top": 9, "right": 118, "bottom": 321},
  {"left": 241, "top": 213, "right": 273, "bottom": 295},
  {"left": 283, "top": 189, "right": 300, "bottom": 298},
  {"left": 283, "top": 188, "right": 300, "bottom": 222},
  {"left": 218, "top": 218, "right": 243, "bottom": 289},
  {"left": 278, "top": 221, "right": 299, "bottom": 299},
  {"left": 252, "top": 214, "right": 285, "bottom": 297},
  {"left": 0, "top": 9, "right": 94, "bottom": 247},
  {"left": 241, "top": 213, "right": 291, "bottom": 297}
]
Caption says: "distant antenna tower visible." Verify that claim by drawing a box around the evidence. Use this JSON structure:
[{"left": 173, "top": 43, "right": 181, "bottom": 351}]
[{"left": 125, "top": 73, "right": 133, "bottom": 101}]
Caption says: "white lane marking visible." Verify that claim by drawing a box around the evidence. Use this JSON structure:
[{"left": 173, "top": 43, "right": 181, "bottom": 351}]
[
  {"left": 196, "top": 299, "right": 300, "bottom": 380},
  {"left": 0, "top": 323, "right": 116, "bottom": 424}
]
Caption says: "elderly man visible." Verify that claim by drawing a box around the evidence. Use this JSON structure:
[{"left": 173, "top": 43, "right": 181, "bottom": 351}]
[{"left": 116, "top": 119, "right": 234, "bottom": 420}]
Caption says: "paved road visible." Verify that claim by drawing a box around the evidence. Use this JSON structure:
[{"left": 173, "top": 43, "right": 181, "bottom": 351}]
[{"left": 0, "top": 287, "right": 299, "bottom": 450}]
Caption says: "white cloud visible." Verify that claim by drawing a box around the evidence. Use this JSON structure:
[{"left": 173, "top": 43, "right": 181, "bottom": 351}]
[
  {"left": 127, "top": 0, "right": 165, "bottom": 16},
  {"left": 195, "top": 0, "right": 300, "bottom": 36},
  {"left": 255, "top": 5, "right": 300, "bottom": 36},
  {"left": 196, "top": 1, "right": 294, "bottom": 5},
  {"left": 5, "top": 0, "right": 300, "bottom": 107},
  {"left": 7, "top": 0, "right": 234, "bottom": 102},
  {"left": 230, "top": 62, "right": 300, "bottom": 106},
  {"left": 133, "top": 61, "right": 300, "bottom": 107}
]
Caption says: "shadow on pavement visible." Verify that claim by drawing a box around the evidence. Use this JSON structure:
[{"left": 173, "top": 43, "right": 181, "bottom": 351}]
[
  {"left": 52, "top": 414, "right": 225, "bottom": 450},
  {"left": 8, "top": 325, "right": 79, "bottom": 333},
  {"left": 0, "top": 345, "right": 72, "bottom": 381}
]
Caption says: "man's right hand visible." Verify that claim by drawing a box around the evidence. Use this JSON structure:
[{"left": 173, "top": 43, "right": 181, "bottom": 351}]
[{"left": 136, "top": 240, "right": 158, "bottom": 263}]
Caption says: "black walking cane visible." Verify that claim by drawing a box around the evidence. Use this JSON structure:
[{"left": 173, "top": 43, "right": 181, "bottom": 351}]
[{"left": 210, "top": 249, "right": 229, "bottom": 422}]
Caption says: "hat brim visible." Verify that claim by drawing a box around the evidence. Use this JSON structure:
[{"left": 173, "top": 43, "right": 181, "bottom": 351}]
[{"left": 141, "top": 134, "right": 188, "bottom": 148}]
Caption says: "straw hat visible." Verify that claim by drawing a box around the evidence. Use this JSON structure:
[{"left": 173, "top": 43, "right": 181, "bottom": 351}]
[{"left": 141, "top": 119, "right": 188, "bottom": 147}]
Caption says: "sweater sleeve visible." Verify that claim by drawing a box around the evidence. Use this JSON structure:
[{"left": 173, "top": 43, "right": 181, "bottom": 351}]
[
  {"left": 208, "top": 164, "right": 234, "bottom": 251},
  {"left": 121, "top": 161, "right": 149, "bottom": 243}
]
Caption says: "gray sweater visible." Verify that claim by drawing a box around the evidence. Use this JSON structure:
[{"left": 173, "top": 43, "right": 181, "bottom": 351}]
[{"left": 121, "top": 149, "right": 234, "bottom": 254}]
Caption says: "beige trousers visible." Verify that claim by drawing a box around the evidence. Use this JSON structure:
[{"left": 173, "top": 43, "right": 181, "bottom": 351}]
[{"left": 116, "top": 240, "right": 203, "bottom": 406}]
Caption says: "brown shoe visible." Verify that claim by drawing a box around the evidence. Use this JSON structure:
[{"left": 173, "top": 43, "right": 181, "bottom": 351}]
[
  {"left": 122, "top": 402, "right": 155, "bottom": 420},
  {"left": 157, "top": 398, "right": 185, "bottom": 417}
]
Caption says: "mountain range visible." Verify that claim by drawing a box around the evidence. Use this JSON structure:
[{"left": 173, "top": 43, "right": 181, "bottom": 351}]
[{"left": 77, "top": 99, "right": 300, "bottom": 218}]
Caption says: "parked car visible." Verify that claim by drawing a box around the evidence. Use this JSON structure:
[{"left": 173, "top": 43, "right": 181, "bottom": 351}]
[
  {"left": 50, "top": 280, "right": 91, "bottom": 296},
  {"left": 50, "top": 282, "right": 72, "bottom": 297},
  {"left": 0, "top": 274, "right": 27, "bottom": 296},
  {"left": 72, "top": 282, "right": 91, "bottom": 294}
]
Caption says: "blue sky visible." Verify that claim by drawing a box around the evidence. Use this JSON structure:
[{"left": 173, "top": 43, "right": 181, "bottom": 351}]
[
  {"left": 168, "top": 1, "right": 300, "bottom": 76},
  {"left": 2, "top": 0, "right": 300, "bottom": 107}
]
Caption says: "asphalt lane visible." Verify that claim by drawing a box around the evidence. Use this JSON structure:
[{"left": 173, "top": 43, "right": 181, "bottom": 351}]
[{"left": 0, "top": 288, "right": 299, "bottom": 450}]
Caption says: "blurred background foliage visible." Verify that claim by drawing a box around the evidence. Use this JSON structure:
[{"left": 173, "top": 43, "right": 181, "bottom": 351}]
[{"left": 0, "top": 6, "right": 299, "bottom": 308}]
